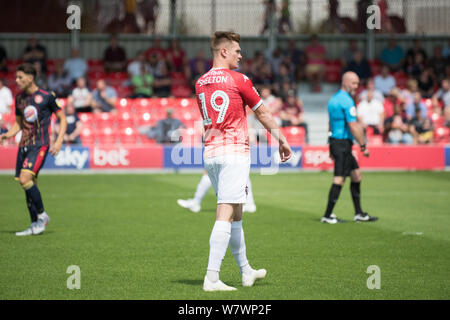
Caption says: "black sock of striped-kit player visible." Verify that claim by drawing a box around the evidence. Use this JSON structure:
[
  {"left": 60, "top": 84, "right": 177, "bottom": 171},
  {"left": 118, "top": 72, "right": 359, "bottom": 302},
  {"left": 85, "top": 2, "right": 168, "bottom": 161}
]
[
  {"left": 25, "top": 185, "right": 45, "bottom": 219},
  {"left": 25, "top": 192, "right": 38, "bottom": 223}
]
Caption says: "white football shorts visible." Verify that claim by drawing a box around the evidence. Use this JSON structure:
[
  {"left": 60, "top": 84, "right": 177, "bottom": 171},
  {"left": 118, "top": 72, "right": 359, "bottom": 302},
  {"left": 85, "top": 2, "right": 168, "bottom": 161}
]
[{"left": 204, "top": 154, "right": 251, "bottom": 204}]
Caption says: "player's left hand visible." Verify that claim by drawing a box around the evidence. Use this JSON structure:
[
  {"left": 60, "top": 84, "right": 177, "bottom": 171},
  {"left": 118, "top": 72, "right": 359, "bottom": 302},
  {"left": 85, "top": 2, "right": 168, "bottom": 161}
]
[
  {"left": 50, "top": 142, "right": 62, "bottom": 156},
  {"left": 363, "top": 148, "right": 370, "bottom": 158},
  {"left": 279, "top": 142, "right": 292, "bottom": 162}
]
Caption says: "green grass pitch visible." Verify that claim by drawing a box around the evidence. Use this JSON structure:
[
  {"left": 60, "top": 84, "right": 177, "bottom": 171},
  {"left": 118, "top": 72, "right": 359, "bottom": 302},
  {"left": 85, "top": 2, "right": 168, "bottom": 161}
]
[{"left": 0, "top": 171, "right": 449, "bottom": 300}]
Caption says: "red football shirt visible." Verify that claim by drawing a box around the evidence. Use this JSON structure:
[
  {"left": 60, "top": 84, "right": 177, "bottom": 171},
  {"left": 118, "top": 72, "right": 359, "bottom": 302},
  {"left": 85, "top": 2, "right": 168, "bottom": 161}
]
[{"left": 195, "top": 68, "right": 262, "bottom": 158}]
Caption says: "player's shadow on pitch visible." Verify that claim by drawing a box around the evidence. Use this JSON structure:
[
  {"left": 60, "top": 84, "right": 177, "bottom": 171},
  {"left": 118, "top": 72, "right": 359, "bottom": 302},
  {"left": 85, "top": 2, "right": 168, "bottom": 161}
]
[{"left": 173, "top": 279, "right": 203, "bottom": 286}]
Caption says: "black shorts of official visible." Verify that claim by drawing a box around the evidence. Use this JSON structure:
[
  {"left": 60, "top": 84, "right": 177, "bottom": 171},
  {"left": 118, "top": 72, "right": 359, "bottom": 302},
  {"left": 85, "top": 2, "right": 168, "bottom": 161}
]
[
  {"left": 329, "top": 138, "right": 359, "bottom": 177},
  {"left": 15, "top": 145, "right": 50, "bottom": 179}
]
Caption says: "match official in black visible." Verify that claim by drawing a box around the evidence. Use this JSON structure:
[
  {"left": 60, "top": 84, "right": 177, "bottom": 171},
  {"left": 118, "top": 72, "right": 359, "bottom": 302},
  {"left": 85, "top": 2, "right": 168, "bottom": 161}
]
[{"left": 321, "top": 71, "right": 378, "bottom": 224}]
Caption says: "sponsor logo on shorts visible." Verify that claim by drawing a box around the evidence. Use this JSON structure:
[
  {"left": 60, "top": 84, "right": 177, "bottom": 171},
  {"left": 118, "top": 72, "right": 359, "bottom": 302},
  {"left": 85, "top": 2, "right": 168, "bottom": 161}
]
[{"left": 28, "top": 162, "right": 33, "bottom": 168}]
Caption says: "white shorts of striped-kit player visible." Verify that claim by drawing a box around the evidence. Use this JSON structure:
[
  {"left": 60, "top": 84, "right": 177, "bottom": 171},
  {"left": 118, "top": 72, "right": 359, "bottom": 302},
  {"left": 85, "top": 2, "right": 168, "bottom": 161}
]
[{"left": 204, "top": 154, "right": 251, "bottom": 204}]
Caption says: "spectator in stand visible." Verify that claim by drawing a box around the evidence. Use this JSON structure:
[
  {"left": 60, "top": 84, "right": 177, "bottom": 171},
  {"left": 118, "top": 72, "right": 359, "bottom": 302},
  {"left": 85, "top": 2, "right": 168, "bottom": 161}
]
[
  {"left": 265, "top": 47, "right": 284, "bottom": 77},
  {"left": 380, "top": 37, "right": 405, "bottom": 71},
  {"left": 406, "top": 39, "right": 428, "bottom": 62},
  {"left": 145, "top": 37, "right": 166, "bottom": 61},
  {"left": 400, "top": 78, "right": 419, "bottom": 106},
  {"left": 103, "top": 34, "right": 127, "bottom": 73},
  {"left": 357, "top": 91, "right": 385, "bottom": 135},
  {"left": 153, "top": 62, "right": 172, "bottom": 98},
  {"left": 429, "top": 46, "right": 447, "bottom": 82},
  {"left": 304, "top": 34, "right": 326, "bottom": 92},
  {"left": 55, "top": 103, "right": 81, "bottom": 145},
  {"left": 278, "top": 0, "right": 293, "bottom": 34},
  {"left": 279, "top": 90, "right": 309, "bottom": 143},
  {"left": 442, "top": 40, "right": 450, "bottom": 59},
  {"left": 384, "top": 103, "right": 413, "bottom": 144},
  {"left": 409, "top": 106, "right": 433, "bottom": 144},
  {"left": 417, "top": 68, "right": 435, "bottom": 98},
  {"left": 127, "top": 50, "right": 151, "bottom": 77},
  {"left": 137, "top": 0, "right": 160, "bottom": 35},
  {"left": 253, "top": 62, "right": 274, "bottom": 92},
  {"left": 0, "top": 78, "right": 12, "bottom": 139},
  {"left": 166, "top": 39, "right": 188, "bottom": 74},
  {"left": 47, "top": 60, "right": 72, "bottom": 98},
  {"left": 189, "top": 50, "right": 211, "bottom": 78},
  {"left": 0, "top": 44, "right": 7, "bottom": 73},
  {"left": 273, "top": 63, "right": 295, "bottom": 97},
  {"left": 0, "top": 77, "right": 13, "bottom": 117},
  {"left": 326, "top": 0, "right": 342, "bottom": 33},
  {"left": 358, "top": 78, "right": 384, "bottom": 103},
  {"left": 33, "top": 61, "right": 48, "bottom": 90},
  {"left": 63, "top": 48, "right": 88, "bottom": 84},
  {"left": 356, "top": 0, "right": 370, "bottom": 33},
  {"left": 433, "top": 79, "right": 450, "bottom": 110},
  {"left": 147, "top": 52, "right": 164, "bottom": 77},
  {"left": 248, "top": 86, "right": 281, "bottom": 144},
  {"left": 260, "top": 0, "right": 276, "bottom": 35},
  {"left": 285, "top": 39, "right": 306, "bottom": 81},
  {"left": 406, "top": 92, "right": 427, "bottom": 121},
  {"left": 433, "top": 79, "right": 450, "bottom": 127},
  {"left": 141, "top": 108, "right": 184, "bottom": 144},
  {"left": 23, "top": 36, "right": 47, "bottom": 73},
  {"left": 344, "top": 50, "right": 371, "bottom": 85},
  {"left": 341, "top": 39, "right": 359, "bottom": 69},
  {"left": 189, "top": 56, "right": 208, "bottom": 93},
  {"left": 374, "top": 65, "right": 396, "bottom": 96},
  {"left": 131, "top": 63, "right": 154, "bottom": 98},
  {"left": 92, "top": 79, "right": 118, "bottom": 113},
  {"left": 403, "top": 51, "right": 425, "bottom": 79},
  {"left": 68, "top": 77, "right": 93, "bottom": 113},
  {"left": 378, "top": 0, "right": 392, "bottom": 33}
]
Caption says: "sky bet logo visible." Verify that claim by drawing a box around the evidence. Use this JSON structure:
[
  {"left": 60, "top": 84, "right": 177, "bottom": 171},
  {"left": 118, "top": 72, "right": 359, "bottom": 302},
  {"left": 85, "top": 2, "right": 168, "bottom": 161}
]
[{"left": 54, "top": 146, "right": 89, "bottom": 169}]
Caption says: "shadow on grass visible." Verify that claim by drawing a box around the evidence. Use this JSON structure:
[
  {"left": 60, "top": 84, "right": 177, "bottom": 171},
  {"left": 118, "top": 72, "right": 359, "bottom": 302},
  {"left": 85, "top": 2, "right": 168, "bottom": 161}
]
[{"left": 173, "top": 279, "right": 203, "bottom": 286}]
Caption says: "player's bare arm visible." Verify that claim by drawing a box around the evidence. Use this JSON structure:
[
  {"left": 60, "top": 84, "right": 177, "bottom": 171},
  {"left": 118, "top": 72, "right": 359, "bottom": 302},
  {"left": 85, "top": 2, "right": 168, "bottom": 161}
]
[
  {"left": 50, "top": 110, "right": 67, "bottom": 156},
  {"left": 254, "top": 104, "right": 292, "bottom": 162},
  {"left": 348, "top": 121, "right": 369, "bottom": 157},
  {"left": 0, "top": 116, "right": 23, "bottom": 141}
]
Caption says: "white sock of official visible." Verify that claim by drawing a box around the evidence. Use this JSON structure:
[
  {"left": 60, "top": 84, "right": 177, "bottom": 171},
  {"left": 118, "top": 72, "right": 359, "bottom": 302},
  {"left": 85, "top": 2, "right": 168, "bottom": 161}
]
[
  {"left": 246, "top": 179, "right": 255, "bottom": 206},
  {"left": 206, "top": 220, "right": 232, "bottom": 282},
  {"left": 194, "top": 175, "right": 212, "bottom": 204},
  {"left": 229, "top": 220, "right": 253, "bottom": 275}
]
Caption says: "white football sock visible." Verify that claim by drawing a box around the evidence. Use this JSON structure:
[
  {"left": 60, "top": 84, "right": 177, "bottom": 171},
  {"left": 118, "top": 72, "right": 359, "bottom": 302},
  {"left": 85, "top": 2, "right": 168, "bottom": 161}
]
[
  {"left": 206, "top": 220, "right": 231, "bottom": 281},
  {"left": 194, "top": 175, "right": 212, "bottom": 204},
  {"left": 229, "top": 220, "right": 252, "bottom": 275},
  {"left": 246, "top": 179, "right": 255, "bottom": 206}
]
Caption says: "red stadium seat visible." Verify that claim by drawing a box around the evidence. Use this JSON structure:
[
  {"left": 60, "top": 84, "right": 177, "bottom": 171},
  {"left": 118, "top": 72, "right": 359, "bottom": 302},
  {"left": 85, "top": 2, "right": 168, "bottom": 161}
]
[
  {"left": 434, "top": 126, "right": 450, "bottom": 144},
  {"left": 117, "top": 111, "right": 134, "bottom": 128},
  {"left": 95, "top": 112, "right": 118, "bottom": 128},
  {"left": 78, "top": 112, "right": 94, "bottom": 126},
  {"left": 132, "top": 98, "right": 153, "bottom": 111},
  {"left": 136, "top": 110, "right": 157, "bottom": 127},
  {"left": 118, "top": 126, "right": 138, "bottom": 145},
  {"left": 115, "top": 98, "right": 133, "bottom": 111},
  {"left": 97, "top": 126, "right": 118, "bottom": 145},
  {"left": 281, "top": 126, "right": 305, "bottom": 145},
  {"left": 80, "top": 127, "right": 96, "bottom": 145}
]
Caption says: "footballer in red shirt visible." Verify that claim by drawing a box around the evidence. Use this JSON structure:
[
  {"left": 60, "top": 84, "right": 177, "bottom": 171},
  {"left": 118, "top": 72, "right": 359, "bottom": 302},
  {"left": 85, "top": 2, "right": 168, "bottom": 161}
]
[{"left": 195, "top": 31, "right": 292, "bottom": 292}]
